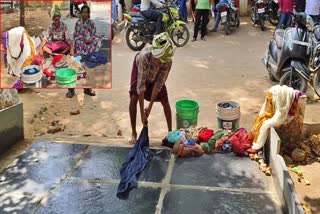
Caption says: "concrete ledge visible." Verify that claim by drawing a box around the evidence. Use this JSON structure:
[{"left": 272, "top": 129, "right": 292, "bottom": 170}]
[
  {"left": 0, "top": 102, "right": 24, "bottom": 154},
  {"left": 265, "top": 128, "right": 304, "bottom": 214}
]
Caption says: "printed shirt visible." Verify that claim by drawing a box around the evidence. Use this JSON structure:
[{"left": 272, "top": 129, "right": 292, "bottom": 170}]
[
  {"left": 74, "top": 19, "right": 97, "bottom": 40},
  {"left": 305, "top": 0, "right": 320, "bottom": 16},
  {"left": 45, "top": 21, "right": 70, "bottom": 43},
  {"left": 279, "top": 0, "right": 294, "bottom": 13},
  {"left": 196, "top": 0, "right": 211, "bottom": 10},
  {"left": 136, "top": 45, "right": 172, "bottom": 95}
]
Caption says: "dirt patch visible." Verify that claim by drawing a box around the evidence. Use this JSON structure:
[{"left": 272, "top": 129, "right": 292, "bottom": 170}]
[
  {"left": 282, "top": 134, "right": 320, "bottom": 214},
  {"left": 1, "top": 8, "right": 69, "bottom": 37}
]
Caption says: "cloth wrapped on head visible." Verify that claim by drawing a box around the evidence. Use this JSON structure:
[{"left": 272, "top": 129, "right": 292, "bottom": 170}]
[{"left": 50, "top": 5, "right": 61, "bottom": 20}]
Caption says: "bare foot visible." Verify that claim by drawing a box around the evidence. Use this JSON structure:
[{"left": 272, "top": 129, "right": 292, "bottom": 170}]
[{"left": 129, "top": 133, "right": 137, "bottom": 144}]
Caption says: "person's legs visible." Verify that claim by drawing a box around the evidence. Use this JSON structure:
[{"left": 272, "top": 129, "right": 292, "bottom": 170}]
[
  {"left": 213, "top": 12, "right": 221, "bottom": 31},
  {"left": 161, "top": 98, "right": 172, "bottom": 132},
  {"left": 193, "top": 9, "right": 202, "bottom": 40},
  {"left": 129, "top": 95, "right": 138, "bottom": 144},
  {"left": 66, "top": 88, "right": 75, "bottom": 98},
  {"left": 119, "top": 0, "right": 127, "bottom": 13},
  {"left": 277, "top": 12, "right": 286, "bottom": 29},
  {"left": 284, "top": 13, "right": 292, "bottom": 29},
  {"left": 83, "top": 88, "right": 96, "bottom": 96},
  {"left": 201, "top": 10, "right": 209, "bottom": 39},
  {"left": 141, "top": 10, "right": 163, "bottom": 34}
]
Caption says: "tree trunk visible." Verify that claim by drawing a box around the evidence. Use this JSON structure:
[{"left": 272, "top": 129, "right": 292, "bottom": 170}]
[{"left": 20, "top": 1, "right": 25, "bottom": 26}]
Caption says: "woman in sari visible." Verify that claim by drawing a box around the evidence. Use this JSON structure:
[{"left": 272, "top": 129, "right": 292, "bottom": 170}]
[
  {"left": 39, "top": 6, "right": 74, "bottom": 57},
  {"left": 73, "top": 5, "right": 102, "bottom": 56}
]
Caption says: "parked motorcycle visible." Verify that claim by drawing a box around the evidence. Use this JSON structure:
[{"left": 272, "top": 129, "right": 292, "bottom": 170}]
[
  {"left": 262, "top": 12, "right": 319, "bottom": 93},
  {"left": 279, "top": 17, "right": 320, "bottom": 95},
  {"left": 217, "top": 0, "right": 240, "bottom": 35},
  {"left": 124, "top": 0, "right": 189, "bottom": 51},
  {"left": 267, "top": 0, "right": 279, "bottom": 26},
  {"left": 250, "top": 0, "right": 267, "bottom": 31}
]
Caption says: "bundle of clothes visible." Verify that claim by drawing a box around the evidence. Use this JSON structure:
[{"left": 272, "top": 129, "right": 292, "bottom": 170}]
[
  {"left": 162, "top": 85, "right": 305, "bottom": 158},
  {"left": 162, "top": 126, "right": 255, "bottom": 158}
]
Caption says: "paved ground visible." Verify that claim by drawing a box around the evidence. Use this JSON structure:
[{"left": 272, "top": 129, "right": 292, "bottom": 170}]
[
  {"left": 1, "top": 2, "right": 111, "bottom": 88},
  {"left": 0, "top": 141, "right": 282, "bottom": 214}
]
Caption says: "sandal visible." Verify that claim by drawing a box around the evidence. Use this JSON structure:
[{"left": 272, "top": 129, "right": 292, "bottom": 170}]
[
  {"left": 66, "top": 89, "right": 75, "bottom": 98},
  {"left": 84, "top": 88, "right": 96, "bottom": 96}
]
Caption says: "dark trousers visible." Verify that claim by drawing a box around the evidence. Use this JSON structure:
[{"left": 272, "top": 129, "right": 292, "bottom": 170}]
[
  {"left": 193, "top": 9, "right": 209, "bottom": 39},
  {"left": 141, "top": 10, "right": 163, "bottom": 34},
  {"left": 310, "top": 15, "right": 319, "bottom": 23}
]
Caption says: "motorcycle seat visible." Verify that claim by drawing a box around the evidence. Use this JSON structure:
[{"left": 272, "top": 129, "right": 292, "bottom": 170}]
[{"left": 274, "top": 29, "right": 285, "bottom": 49}]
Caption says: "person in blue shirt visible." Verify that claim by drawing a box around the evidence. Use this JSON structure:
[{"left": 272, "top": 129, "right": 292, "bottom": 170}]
[{"left": 211, "top": 0, "right": 230, "bottom": 32}]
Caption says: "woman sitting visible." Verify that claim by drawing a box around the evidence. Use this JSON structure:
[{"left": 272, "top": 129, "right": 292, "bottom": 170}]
[
  {"left": 39, "top": 6, "right": 74, "bottom": 57},
  {"left": 73, "top": 5, "right": 102, "bottom": 56}
]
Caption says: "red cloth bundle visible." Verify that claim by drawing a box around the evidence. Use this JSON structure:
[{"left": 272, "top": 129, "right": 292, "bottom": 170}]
[
  {"left": 229, "top": 128, "right": 254, "bottom": 156},
  {"left": 198, "top": 128, "right": 214, "bottom": 142}
]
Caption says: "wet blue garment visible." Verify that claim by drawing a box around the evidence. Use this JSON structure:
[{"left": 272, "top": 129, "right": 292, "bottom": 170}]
[
  {"left": 83, "top": 51, "right": 107, "bottom": 68},
  {"left": 116, "top": 127, "right": 151, "bottom": 199}
]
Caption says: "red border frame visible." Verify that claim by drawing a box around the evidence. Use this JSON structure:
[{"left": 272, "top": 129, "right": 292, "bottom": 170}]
[{"left": 0, "top": 0, "right": 112, "bottom": 89}]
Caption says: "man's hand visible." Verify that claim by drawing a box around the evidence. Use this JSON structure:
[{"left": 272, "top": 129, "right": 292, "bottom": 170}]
[
  {"left": 145, "top": 105, "right": 152, "bottom": 118},
  {"left": 141, "top": 112, "right": 148, "bottom": 127}
]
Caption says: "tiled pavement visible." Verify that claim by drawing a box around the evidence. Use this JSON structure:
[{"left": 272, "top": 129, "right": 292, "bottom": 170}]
[{"left": 0, "top": 141, "right": 282, "bottom": 214}]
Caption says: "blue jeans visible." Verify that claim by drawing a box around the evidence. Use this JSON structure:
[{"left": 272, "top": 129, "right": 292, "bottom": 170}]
[
  {"left": 214, "top": 13, "right": 221, "bottom": 30},
  {"left": 277, "top": 12, "right": 292, "bottom": 29},
  {"left": 179, "top": 0, "right": 188, "bottom": 22}
]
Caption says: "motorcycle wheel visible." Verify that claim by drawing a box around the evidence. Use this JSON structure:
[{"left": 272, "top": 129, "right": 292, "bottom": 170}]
[
  {"left": 259, "top": 16, "right": 265, "bottom": 31},
  {"left": 268, "top": 70, "right": 277, "bottom": 82},
  {"left": 279, "top": 71, "right": 308, "bottom": 93},
  {"left": 236, "top": 12, "right": 240, "bottom": 27},
  {"left": 170, "top": 24, "right": 190, "bottom": 47},
  {"left": 225, "top": 20, "right": 231, "bottom": 35},
  {"left": 250, "top": 6, "right": 256, "bottom": 23},
  {"left": 268, "top": 12, "right": 279, "bottom": 26},
  {"left": 125, "top": 26, "right": 146, "bottom": 51},
  {"left": 312, "top": 69, "right": 320, "bottom": 97}
]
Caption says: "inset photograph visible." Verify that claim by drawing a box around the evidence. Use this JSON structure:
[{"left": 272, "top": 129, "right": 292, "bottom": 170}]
[{"left": 1, "top": 0, "right": 111, "bottom": 89}]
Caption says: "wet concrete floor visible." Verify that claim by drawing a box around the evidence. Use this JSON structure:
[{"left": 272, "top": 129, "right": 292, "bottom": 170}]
[{"left": 0, "top": 141, "right": 282, "bottom": 214}]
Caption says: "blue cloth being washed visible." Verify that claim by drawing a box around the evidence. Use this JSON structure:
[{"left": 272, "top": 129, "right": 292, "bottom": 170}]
[
  {"left": 83, "top": 52, "right": 107, "bottom": 68},
  {"left": 116, "top": 127, "right": 151, "bottom": 199}
]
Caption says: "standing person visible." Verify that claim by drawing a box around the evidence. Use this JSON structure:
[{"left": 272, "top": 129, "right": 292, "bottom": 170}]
[
  {"left": 192, "top": 0, "right": 211, "bottom": 41},
  {"left": 67, "top": 5, "right": 99, "bottom": 98},
  {"left": 179, "top": 0, "right": 188, "bottom": 22},
  {"left": 277, "top": 0, "right": 293, "bottom": 29},
  {"left": 305, "top": 0, "right": 320, "bottom": 23},
  {"left": 140, "top": 0, "right": 165, "bottom": 35},
  {"left": 129, "top": 33, "right": 175, "bottom": 144}
]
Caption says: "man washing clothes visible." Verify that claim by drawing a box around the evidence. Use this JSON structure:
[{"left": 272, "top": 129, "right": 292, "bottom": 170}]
[{"left": 129, "top": 32, "right": 175, "bottom": 144}]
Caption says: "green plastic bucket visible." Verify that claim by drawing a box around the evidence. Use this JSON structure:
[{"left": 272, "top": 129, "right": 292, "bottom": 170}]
[
  {"left": 176, "top": 99, "right": 199, "bottom": 129},
  {"left": 55, "top": 68, "right": 77, "bottom": 88},
  {"left": 216, "top": 101, "right": 240, "bottom": 131}
]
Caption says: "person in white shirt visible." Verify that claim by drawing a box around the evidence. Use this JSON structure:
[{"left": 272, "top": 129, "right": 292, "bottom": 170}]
[
  {"left": 140, "top": 0, "right": 165, "bottom": 35},
  {"left": 305, "top": 0, "right": 320, "bottom": 23}
]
